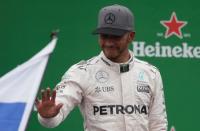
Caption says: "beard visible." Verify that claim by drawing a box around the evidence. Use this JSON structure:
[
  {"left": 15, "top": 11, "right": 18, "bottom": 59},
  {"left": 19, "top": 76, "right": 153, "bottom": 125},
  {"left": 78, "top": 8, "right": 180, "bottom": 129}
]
[{"left": 102, "top": 46, "right": 126, "bottom": 62}]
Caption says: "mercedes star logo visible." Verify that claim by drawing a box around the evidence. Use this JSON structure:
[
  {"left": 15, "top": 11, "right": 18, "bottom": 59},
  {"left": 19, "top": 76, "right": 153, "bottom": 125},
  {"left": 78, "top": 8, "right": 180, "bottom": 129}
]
[
  {"left": 104, "top": 13, "right": 115, "bottom": 24},
  {"left": 95, "top": 71, "right": 109, "bottom": 83}
]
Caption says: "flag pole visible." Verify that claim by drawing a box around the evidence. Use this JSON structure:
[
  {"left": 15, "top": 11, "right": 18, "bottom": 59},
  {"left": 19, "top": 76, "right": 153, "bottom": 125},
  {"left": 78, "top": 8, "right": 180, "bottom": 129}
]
[
  {"left": 50, "top": 29, "right": 60, "bottom": 39},
  {"left": 24, "top": 30, "right": 59, "bottom": 131}
]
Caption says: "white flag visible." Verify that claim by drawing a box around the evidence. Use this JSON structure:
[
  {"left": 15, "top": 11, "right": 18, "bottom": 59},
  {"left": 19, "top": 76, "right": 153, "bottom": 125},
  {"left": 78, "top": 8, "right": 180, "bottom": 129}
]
[{"left": 0, "top": 37, "right": 57, "bottom": 131}]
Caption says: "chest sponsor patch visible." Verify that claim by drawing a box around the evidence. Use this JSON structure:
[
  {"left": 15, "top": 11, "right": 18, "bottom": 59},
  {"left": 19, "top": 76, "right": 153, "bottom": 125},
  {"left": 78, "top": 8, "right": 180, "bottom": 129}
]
[
  {"left": 95, "top": 86, "right": 114, "bottom": 93},
  {"left": 93, "top": 104, "right": 149, "bottom": 115},
  {"left": 137, "top": 83, "right": 150, "bottom": 93}
]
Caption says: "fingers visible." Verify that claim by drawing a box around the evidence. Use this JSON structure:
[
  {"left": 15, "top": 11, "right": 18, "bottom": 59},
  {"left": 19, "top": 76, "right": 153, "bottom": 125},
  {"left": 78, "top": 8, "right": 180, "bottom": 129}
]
[
  {"left": 41, "top": 89, "right": 45, "bottom": 102},
  {"left": 41, "top": 87, "right": 54, "bottom": 103},
  {"left": 46, "top": 87, "right": 50, "bottom": 100},
  {"left": 35, "top": 98, "right": 40, "bottom": 107},
  {"left": 51, "top": 90, "right": 56, "bottom": 103}
]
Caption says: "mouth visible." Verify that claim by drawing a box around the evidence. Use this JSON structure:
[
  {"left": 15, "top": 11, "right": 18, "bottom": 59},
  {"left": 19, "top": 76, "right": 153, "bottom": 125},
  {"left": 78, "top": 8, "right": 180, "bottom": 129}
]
[
  {"left": 103, "top": 45, "right": 117, "bottom": 49},
  {"left": 103, "top": 47, "right": 117, "bottom": 53}
]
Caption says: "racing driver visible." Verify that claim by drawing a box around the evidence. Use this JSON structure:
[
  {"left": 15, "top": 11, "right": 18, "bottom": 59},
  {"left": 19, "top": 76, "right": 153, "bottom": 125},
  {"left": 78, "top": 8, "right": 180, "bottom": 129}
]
[{"left": 36, "top": 4, "right": 168, "bottom": 131}]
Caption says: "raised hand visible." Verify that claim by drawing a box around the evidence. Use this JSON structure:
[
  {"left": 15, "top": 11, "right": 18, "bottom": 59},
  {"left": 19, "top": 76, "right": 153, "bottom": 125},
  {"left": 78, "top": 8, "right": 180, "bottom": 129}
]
[{"left": 35, "top": 88, "right": 63, "bottom": 118}]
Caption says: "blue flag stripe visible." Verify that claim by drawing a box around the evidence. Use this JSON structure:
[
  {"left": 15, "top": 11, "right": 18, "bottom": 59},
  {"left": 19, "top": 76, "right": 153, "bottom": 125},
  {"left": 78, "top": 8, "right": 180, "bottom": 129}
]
[{"left": 0, "top": 102, "right": 26, "bottom": 131}]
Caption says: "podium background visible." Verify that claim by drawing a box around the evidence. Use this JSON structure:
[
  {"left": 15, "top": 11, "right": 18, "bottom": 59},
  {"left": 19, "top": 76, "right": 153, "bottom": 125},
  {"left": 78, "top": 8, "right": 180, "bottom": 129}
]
[{"left": 0, "top": 0, "right": 200, "bottom": 130}]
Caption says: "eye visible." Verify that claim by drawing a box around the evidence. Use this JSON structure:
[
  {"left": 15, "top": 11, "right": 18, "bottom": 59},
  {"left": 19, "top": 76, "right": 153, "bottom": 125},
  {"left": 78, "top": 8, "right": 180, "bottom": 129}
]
[
  {"left": 100, "top": 34, "right": 109, "bottom": 39},
  {"left": 112, "top": 35, "right": 122, "bottom": 39},
  {"left": 100, "top": 34, "right": 122, "bottom": 39}
]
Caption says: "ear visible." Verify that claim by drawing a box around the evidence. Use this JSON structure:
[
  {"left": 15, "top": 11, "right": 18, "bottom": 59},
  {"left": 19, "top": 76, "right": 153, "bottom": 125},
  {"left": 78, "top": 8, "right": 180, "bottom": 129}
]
[
  {"left": 129, "top": 32, "right": 135, "bottom": 40},
  {"left": 128, "top": 32, "right": 135, "bottom": 42}
]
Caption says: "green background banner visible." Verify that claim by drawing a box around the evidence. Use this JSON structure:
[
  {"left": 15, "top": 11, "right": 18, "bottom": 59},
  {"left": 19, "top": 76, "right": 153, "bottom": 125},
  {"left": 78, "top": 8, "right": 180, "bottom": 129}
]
[{"left": 1, "top": 0, "right": 199, "bottom": 130}]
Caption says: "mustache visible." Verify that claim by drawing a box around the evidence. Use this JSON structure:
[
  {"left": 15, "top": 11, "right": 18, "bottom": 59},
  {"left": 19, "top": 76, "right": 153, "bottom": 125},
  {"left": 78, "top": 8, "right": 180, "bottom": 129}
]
[{"left": 102, "top": 42, "right": 117, "bottom": 48}]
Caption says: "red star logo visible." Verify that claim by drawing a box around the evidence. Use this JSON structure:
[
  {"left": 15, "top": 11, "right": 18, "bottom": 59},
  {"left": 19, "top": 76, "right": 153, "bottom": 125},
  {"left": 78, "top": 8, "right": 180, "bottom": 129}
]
[{"left": 160, "top": 12, "right": 187, "bottom": 39}]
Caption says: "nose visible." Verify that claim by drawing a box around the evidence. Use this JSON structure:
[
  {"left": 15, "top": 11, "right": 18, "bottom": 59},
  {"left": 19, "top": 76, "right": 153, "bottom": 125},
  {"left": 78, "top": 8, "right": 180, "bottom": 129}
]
[
  {"left": 100, "top": 34, "right": 120, "bottom": 47},
  {"left": 104, "top": 39, "right": 115, "bottom": 47}
]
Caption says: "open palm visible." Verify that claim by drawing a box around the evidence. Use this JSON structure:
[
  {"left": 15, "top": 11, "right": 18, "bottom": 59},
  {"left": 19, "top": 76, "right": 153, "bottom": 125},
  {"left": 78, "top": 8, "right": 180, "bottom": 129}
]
[{"left": 35, "top": 88, "right": 63, "bottom": 118}]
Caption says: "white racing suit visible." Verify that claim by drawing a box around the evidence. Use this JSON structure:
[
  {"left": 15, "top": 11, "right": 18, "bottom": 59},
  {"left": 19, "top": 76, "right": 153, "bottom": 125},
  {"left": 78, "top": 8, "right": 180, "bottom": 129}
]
[{"left": 38, "top": 51, "right": 168, "bottom": 131}]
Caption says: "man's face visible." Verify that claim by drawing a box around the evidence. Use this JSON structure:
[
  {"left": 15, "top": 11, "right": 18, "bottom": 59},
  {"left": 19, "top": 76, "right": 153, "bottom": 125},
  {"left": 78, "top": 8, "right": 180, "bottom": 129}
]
[{"left": 98, "top": 32, "right": 134, "bottom": 62}]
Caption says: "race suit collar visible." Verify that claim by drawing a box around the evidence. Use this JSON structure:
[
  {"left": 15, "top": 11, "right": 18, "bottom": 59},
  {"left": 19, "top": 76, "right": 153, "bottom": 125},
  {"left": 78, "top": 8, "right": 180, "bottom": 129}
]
[{"left": 99, "top": 50, "right": 134, "bottom": 73}]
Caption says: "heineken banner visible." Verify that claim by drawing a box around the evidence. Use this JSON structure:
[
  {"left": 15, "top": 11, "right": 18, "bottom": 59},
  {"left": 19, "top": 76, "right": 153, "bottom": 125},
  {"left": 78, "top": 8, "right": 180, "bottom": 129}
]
[{"left": 0, "top": 0, "right": 199, "bottom": 131}]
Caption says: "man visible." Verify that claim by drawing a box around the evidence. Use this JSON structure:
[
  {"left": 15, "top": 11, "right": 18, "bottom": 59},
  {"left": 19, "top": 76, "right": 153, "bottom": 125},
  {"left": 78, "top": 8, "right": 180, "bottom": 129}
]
[{"left": 36, "top": 4, "right": 168, "bottom": 131}]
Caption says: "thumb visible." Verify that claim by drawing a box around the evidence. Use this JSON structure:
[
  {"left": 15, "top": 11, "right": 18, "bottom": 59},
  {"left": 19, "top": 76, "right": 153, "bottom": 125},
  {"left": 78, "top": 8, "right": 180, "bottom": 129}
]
[
  {"left": 55, "top": 103, "right": 63, "bottom": 112},
  {"left": 35, "top": 98, "right": 40, "bottom": 107}
]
